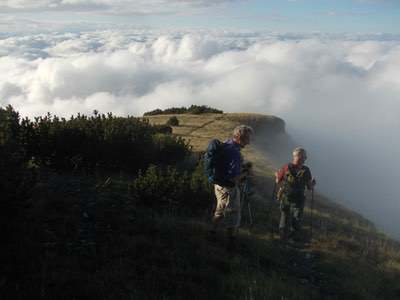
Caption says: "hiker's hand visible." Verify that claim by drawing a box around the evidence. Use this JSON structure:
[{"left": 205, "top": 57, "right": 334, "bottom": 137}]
[
  {"left": 233, "top": 175, "right": 241, "bottom": 185},
  {"left": 310, "top": 178, "right": 316, "bottom": 189},
  {"left": 275, "top": 187, "right": 282, "bottom": 202},
  {"left": 274, "top": 172, "right": 279, "bottom": 183},
  {"left": 241, "top": 162, "right": 253, "bottom": 176}
]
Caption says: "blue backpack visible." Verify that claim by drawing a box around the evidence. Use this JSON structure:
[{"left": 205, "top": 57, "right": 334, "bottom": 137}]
[{"left": 203, "top": 139, "right": 226, "bottom": 186}]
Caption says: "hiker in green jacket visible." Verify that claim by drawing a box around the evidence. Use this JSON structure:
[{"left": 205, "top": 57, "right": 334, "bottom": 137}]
[{"left": 275, "top": 147, "right": 316, "bottom": 241}]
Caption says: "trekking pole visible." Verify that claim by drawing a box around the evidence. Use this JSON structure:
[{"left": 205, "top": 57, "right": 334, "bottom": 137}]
[
  {"left": 244, "top": 178, "right": 254, "bottom": 227},
  {"left": 270, "top": 182, "right": 277, "bottom": 238},
  {"left": 241, "top": 177, "right": 254, "bottom": 228},
  {"left": 239, "top": 180, "right": 245, "bottom": 227},
  {"left": 310, "top": 188, "right": 314, "bottom": 242},
  {"left": 247, "top": 201, "right": 253, "bottom": 228},
  {"left": 271, "top": 182, "right": 277, "bottom": 202}
]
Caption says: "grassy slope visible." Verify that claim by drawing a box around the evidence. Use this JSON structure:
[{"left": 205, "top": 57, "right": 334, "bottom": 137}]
[
  {"left": 4, "top": 113, "right": 400, "bottom": 300},
  {"left": 146, "top": 113, "right": 400, "bottom": 299}
]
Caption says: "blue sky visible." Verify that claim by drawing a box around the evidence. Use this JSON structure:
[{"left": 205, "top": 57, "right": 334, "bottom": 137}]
[{"left": 1, "top": 0, "right": 400, "bottom": 33}]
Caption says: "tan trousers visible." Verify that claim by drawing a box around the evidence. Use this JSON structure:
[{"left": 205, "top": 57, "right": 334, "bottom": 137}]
[{"left": 214, "top": 184, "right": 241, "bottom": 228}]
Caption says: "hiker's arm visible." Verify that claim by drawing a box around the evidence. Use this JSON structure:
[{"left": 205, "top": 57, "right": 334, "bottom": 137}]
[
  {"left": 229, "top": 152, "right": 242, "bottom": 185},
  {"left": 275, "top": 166, "right": 285, "bottom": 184}
]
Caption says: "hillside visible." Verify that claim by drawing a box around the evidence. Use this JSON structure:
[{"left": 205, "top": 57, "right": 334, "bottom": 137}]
[
  {"left": 2, "top": 111, "right": 400, "bottom": 300},
  {"left": 146, "top": 113, "right": 400, "bottom": 298}
]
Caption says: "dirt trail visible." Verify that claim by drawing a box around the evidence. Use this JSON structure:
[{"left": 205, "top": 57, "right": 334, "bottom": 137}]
[{"left": 186, "top": 117, "right": 220, "bottom": 136}]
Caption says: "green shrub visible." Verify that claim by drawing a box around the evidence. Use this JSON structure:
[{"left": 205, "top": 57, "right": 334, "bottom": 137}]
[
  {"left": 166, "top": 116, "right": 180, "bottom": 127},
  {"left": 189, "top": 160, "right": 214, "bottom": 209},
  {"left": 152, "top": 124, "right": 173, "bottom": 134},
  {"left": 153, "top": 134, "right": 191, "bottom": 165},
  {"left": 131, "top": 165, "right": 189, "bottom": 208},
  {"left": 0, "top": 106, "right": 37, "bottom": 203},
  {"left": 131, "top": 163, "right": 212, "bottom": 213},
  {"left": 3, "top": 108, "right": 192, "bottom": 173}
]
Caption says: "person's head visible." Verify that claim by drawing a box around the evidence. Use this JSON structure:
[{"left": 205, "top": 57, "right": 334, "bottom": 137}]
[
  {"left": 233, "top": 125, "right": 254, "bottom": 147},
  {"left": 292, "top": 147, "right": 307, "bottom": 165}
]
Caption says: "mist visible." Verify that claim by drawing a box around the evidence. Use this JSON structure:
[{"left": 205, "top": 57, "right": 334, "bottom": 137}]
[
  {"left": 0, "top": 30, "right": 399, "bottom": 238},
  {"left": 291, "top": 128, "right": 399, "bottom": 239}
]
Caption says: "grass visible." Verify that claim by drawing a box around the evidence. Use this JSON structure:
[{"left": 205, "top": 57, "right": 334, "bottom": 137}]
[{"left": 2, "top": 112, "right": 400, "bottom": 299}]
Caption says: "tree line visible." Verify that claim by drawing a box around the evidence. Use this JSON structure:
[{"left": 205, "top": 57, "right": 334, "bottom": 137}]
[{"left": 143, "top": 104, "right": 223, "bottom": 116}]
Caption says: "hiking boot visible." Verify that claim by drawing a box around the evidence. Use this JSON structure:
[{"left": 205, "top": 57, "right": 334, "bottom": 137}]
[
  {"left": 288, "top": 232, "right": 307, "bottom": 247},
  {"left": 279, "top": 228, "right": 287, "bottom": 241}
]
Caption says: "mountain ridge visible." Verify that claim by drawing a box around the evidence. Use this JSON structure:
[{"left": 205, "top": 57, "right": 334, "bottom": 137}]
[{"left": 2, "top": 108, "right": 399, "bottom": 299}]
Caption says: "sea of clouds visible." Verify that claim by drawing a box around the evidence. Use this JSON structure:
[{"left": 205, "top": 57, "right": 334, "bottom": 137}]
[{"left": 0, "top": 28, "right": 399, "bottom": 238}]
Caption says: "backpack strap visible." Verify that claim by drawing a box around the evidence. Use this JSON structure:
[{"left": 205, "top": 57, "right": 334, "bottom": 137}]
[{"left": 286, "top": 163, "right": 306, "bottom": 179}]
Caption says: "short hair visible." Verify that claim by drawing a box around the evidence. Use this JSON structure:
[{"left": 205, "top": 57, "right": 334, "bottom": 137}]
[
  {"left": 292, "top": 147, "right": 307, "bottom": 158},
  {"left": 233, "top": 125, "right": 254, "bottom": 139}
]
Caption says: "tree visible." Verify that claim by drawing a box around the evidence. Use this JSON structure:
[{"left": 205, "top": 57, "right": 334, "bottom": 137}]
[{"left": 166, "top": 116, "right": 180, "bottom": 127}]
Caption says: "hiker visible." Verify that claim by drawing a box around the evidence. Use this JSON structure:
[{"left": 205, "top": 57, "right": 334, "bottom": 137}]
[
  {"left": 275, "top": 147, "right": 316, "bottom": 241},
  {"left": 204, "top": 125, "right": 254, "bottom": 241}
]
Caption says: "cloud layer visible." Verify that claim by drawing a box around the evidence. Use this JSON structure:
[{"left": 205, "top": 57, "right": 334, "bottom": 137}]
[
  {"left": 0, "top": 0, "right": 235, "bottom": 14},
  {"left": 1, "top": 29, "right": 399, "bottom": 238}
]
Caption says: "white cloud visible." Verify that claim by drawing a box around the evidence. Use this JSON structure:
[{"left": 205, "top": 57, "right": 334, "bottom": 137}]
[
  {"left": 0, "top": 0, "right": 236, "bottom": 14},
  {"left": 0, "top": 29, "right": 400, "bottom": 239}
]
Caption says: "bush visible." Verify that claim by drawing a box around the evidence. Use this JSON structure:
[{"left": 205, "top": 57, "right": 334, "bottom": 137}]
[
  {"left": 0, "top": 106, "right": 192, "bottom": 174},
  {"left": 189, "top": 160, "right": 214, "bottom": 210},
  {"left": 152, "top": 134, "right": 191, "bottom": 165},
  {"left": 132, "top": 165, "right": 190, "bottom": 208},
  {"left": 152, "top": 124, "right": 173, "bottom": 134},
  {"left": 166, "top": 116, "right": 179, "bottom": 127},
  {"left": 0, "top": 106, "right": 37, "bottom": 203},
  {"left": 131, "top": 162, "right": 212, "bottom": 213}
]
